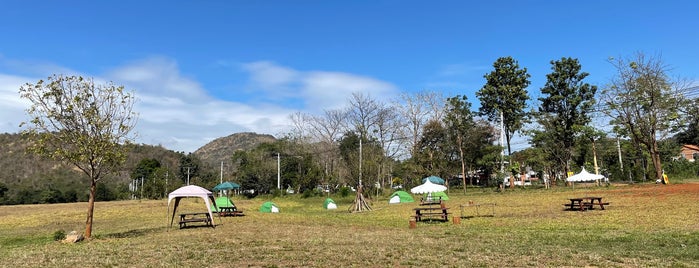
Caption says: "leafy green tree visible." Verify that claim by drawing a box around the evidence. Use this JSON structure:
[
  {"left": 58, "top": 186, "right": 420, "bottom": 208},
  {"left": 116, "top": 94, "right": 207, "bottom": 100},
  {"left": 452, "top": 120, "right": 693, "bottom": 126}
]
[
  {"left": 476, "top": 56, "right": 531, "bottom": 155},
  {"left": 131, "top": 158, "right": 166, "bottom": 199},
  {"left": 414, "top": 120, "right": 450, "bottom": 179},
  {"left": 601, "top": 53, "right": 688, "bottom": 182},
  {"left": 675, "top": 98, "right": 699, "bottom": 145},
  {"left": 444, "top": 95, "right": 475, "bottom": 192},
  {"left": 19, "top": 75, "right": 136, "bottom": 239},
  {"left": 536, "top": 57, "right": 597, "bottom": 176}
]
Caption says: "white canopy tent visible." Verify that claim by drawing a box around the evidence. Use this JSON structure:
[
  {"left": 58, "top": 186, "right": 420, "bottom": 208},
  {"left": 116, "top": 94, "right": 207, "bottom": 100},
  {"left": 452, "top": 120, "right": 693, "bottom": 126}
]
[
  {"left": 566, "top": 167, "right": 605, "bottom": 188},
  {"left": 566, "top": 167, "right": 605, "bottom": 182},
  {"left": 167, "top": 185, "right": 219, "bottom": 228},
  {"left": 410, "top": 179, "right": 447, "bottom": 194},
  {"left": 411, "top": 179, "right": 447, "bottom": 202}
]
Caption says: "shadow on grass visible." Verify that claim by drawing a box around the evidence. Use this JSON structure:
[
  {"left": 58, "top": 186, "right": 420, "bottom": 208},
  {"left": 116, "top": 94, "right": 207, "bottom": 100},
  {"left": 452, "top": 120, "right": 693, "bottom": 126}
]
[{"left": 102, "top": 227, "right": 166, "bottom": 239}]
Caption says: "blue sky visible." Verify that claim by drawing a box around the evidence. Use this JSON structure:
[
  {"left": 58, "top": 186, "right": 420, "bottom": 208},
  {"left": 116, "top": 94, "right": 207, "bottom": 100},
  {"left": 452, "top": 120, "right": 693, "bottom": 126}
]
[{"left": 1, "top": 1, "right": 698, "bottom": 153}]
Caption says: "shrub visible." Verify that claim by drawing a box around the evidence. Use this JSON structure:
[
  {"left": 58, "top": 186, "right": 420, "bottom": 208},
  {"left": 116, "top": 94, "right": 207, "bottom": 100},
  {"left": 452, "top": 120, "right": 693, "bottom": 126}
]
[
  {"left": 52, "top": 230, "right": 66, "bottom": 241},
  {"left": 338, "top": 186, "right": 351, "bottom": 197}
]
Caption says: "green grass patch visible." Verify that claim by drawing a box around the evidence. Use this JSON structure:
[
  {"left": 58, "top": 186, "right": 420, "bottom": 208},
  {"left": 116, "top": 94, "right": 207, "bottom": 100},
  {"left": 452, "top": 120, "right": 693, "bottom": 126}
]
[{"left": 1, "top": 182, "right": 698, "bottom": 267}]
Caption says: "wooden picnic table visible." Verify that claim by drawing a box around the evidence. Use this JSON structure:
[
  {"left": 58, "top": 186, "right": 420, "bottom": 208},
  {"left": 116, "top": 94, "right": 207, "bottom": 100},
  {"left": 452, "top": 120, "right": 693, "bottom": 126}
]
[
  {"left": 564, "top": 197, "right": 609, "bottom": 211},
  {"left": 412, "top": 200, "right": 449, "bottom": 222},
  {"left": 178, "top": 212, "right": 213, "bottom": 228},
  {"left": 218, "top": 206, "right": 244, "bottom": 217}
]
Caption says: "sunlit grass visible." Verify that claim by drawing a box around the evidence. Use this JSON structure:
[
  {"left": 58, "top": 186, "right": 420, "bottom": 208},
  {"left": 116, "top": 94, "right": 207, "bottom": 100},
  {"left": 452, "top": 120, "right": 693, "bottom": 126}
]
[{"left": 1, "top": 182, "right": 698, "bottom": 267}]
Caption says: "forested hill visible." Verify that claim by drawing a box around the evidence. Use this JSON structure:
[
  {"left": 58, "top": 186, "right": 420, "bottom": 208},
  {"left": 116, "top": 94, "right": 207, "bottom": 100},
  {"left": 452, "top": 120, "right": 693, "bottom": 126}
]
[
  {"left": 193, "top": 132, "right": 277, "bottom": 167},
  {"left": 0, "top": 133, "right": 182, "bottom": 204},
  {"left": 0, "top": 132, "right": 278, "bottom": 205}
]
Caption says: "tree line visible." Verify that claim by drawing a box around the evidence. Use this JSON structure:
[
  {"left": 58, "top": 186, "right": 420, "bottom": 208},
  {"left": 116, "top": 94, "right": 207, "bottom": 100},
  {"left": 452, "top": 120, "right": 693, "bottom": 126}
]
[{"left": 12, "top": 52, "right": 699, "bottom": 238}]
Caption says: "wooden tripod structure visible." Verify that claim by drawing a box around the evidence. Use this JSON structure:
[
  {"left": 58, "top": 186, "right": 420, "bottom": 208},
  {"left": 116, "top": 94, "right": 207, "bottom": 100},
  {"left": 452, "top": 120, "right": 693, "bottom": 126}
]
[
  {"left": 349, "top": 184, "right": 372, "bottom": 213},
  {"left": 349, "top": 136, "right": 371, "bottom": 213}
]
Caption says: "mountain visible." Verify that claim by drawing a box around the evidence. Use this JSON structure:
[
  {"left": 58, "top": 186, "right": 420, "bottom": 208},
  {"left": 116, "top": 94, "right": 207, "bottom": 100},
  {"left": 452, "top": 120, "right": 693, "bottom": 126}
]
[{"left": 193, "top": 132, "right": 277, "bottom": 167}]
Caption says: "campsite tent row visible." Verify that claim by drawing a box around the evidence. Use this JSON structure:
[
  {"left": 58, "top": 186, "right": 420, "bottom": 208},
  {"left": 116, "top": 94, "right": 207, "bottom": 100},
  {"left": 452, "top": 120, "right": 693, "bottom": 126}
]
[{"left": 167, "top": 176, "right": 449, "bottom": 226}]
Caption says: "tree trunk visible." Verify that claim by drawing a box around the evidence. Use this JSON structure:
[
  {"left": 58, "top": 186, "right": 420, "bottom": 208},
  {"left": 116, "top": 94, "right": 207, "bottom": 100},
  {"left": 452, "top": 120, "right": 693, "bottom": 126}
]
[
  {"left": 84, "top": 178, "right": 96, "bottom": 239},
  {"left": 458, "top": 140, "right": 466, "bottom": 195},
  {"left": 650, "top": 141, "right": 664, "bottom": 182}
]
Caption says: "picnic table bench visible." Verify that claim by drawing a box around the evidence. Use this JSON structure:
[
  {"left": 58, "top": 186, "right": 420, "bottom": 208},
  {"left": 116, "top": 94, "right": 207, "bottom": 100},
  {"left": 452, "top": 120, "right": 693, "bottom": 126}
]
[
  {"left": 413, "top": 207, "right": 450, "bottom": 222},
  {"left": 179, "top": 212, "right": 214, "bottom": 229},
  {"left": 218, "top": 206, "right": 245, "bottom": 217},
  {"left": 564, "top": 197, "right": 609, "bottom": 211}
]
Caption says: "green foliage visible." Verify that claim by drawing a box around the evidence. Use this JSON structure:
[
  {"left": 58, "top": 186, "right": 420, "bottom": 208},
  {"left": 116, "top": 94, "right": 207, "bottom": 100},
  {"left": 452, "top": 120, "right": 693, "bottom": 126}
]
[
  {"left": 338, "top": 186, "right": 352, "bottom": 197},
  {"left": 0, "top": 182, "right": 7, "bottom": 198},
  {"left": 534, "top": 57, "right": 597, "bottom": 174},
  {"left": 476, "top": 56, "right": 531, "bottom": 154},
  {"left": 52, "top": 230, "right": 66, "bottom": 241},
  {"left": 675, "top": 98, "right": 699, "bottom": 145},
  {"left": 19, "top": 74, "right": 137, "bottom": 238},
  {"left": 602, "top": 53, "right": 687, "bottom": 181},
  {"left": 664, "top": 159, "right": 699, "bottom": 181},
  {"left": 414, "top": 120, "right": 449, "bottom": 178}
]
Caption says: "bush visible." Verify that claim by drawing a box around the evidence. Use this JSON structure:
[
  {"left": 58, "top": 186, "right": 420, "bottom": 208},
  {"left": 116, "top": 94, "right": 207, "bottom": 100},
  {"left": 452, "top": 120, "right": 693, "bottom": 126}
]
[
  {"left": 52, "top": 230, "right": 66, "bottom": 241},
  {"left": 271, "top": 189, "right": 283, "bottom": 198},
  {"left": 338, "top": 186, "right": 351, "bottom": 197}
]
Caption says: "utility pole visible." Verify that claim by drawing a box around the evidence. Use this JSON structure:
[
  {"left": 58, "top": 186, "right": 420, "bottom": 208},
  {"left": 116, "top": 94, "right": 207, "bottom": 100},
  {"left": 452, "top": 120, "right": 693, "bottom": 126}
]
[
  {"left": 165, "top": 167, "right": 169, "bottom": 197},
  {"left": 500, "top": 111, "right": 505, "bottom": 173},
  {"left": 186, "top": 167, "right": 191, "bottom": 185},
  {"left": 277, "top": 153, "right": 281, "bottom": 190},
  {"left": 140, "top": 176, "right": 144, "bottom": 199},
  {"left": 617, "top": 137, "right": 623, "bottom": 173}
]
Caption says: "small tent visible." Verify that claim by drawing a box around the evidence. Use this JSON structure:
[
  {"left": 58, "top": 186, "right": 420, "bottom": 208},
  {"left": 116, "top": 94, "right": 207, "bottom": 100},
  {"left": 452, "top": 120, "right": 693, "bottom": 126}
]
[
  {"left": 259, "top": 201, "right": 280, "bottom": 213},
  {"left": 324, "top": 198, "right": 337, "bottom": 209},
  {"left": 423, "top": 191, "right": 449, "bottom": 201},
  {"left": 388, "top": 190, "right": 415, "bottom": 204},
  {"left": 167, "top": 185, "right": 218, "bottom": 228},
  {"left": 421, "top": 175, "right": 445, "bottom": 185},
  {"left": 210, "top": 196, "right": 235, "bottom": 212}
]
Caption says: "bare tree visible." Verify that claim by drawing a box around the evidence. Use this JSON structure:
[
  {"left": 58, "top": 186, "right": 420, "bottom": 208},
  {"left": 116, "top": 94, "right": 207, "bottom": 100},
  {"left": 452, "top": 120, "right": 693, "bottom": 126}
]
[
  {"left": 394, "top": 91, "right": 445, "bottom": 159},
  {"left": 602, "top": 52, "right": 689, "bottom": 182}
]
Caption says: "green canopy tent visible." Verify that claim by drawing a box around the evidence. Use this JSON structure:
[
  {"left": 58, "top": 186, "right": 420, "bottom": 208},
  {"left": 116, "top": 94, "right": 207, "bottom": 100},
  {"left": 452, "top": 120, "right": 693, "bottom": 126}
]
[
  {"left": 324, "top": 198, "right": 337, "bottom": 209},
  {"left": 423, "top": 191, "right": 449, "bottom": 201},
  {"left": 259, "top": 201, "right": 280, "bottom": 213},
  {"left": 388, "top": 190, "right": 415, "bottom": 204},
  {"left": 209, "top": 196, "right": 235, "bottom": 212}
]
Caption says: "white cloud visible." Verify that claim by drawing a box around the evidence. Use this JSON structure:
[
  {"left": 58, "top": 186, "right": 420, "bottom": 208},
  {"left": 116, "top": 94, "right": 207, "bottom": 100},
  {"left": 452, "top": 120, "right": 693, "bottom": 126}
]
[
  {"left": 241, "top": 61, "right": 399, "bottom": 112},
  {"left": 0, "top": 74, "right": 33, "bottom": 131},
  {"left": 1, "top": 57, "right": 399, "bottom": 153},
  {"left": 302, "top": 71, "right": 398, "bottom": 110}
]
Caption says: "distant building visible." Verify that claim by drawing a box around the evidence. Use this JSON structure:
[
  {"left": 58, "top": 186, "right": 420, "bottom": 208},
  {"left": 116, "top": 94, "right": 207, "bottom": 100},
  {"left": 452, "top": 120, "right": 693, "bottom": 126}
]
[{"left": 680, "top": 144, "right": 699, "bottom": 162}]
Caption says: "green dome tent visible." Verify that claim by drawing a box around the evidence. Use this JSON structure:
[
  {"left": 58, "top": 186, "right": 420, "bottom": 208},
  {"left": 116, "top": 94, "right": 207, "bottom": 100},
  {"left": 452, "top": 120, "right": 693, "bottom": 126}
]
[
  {"left": 324, "top": 198, "right": 337, "bottom": 209},
  {"left": 259, "top": 201, "right": 280, "bottom": 213},
  {"left": 210, "top": 196, "right": 235, "bottom": 212},
  {"left": 424, "top": 191, "right": 449, "bottom": 201},
  {"left": 389, "top": 190, "right": 415, "bottom": 204}
]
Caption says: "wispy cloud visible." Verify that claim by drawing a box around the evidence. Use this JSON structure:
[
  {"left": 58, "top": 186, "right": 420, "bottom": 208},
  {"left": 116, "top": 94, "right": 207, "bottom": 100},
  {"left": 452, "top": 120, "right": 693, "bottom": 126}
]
[
  {"left": 241, "top": 61, "right": 399, "bottom": 112},
  {"left": 0, "top": 57, "right": 400, "bottom": 153}
]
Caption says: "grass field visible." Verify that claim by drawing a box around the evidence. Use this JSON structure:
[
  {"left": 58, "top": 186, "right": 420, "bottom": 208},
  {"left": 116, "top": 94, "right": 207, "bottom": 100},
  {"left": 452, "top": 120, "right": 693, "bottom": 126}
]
[{"left": 1, "top": 182, "right": 698, "bottom": 267}]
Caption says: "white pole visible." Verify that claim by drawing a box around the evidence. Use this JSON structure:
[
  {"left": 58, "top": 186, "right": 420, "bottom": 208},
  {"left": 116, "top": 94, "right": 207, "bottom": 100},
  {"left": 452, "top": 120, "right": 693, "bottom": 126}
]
[
  {"left": 500, "top": 111, "right": 505, "bottom": 173},
  {"left": 220, "top": 161, "right": 223, "bottom": 184},
  {"left": 359, "top": 138, "right": 363, "bottom": 187},
  {"left": 277, "top": 153, "right": 281, "bottom": 189}
]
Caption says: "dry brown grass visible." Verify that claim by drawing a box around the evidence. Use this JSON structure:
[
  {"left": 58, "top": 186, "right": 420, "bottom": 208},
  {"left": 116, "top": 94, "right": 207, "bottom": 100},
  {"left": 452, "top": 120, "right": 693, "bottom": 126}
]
[{"left": 1, "top": 182, "right": 698, "bottom": 267}]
